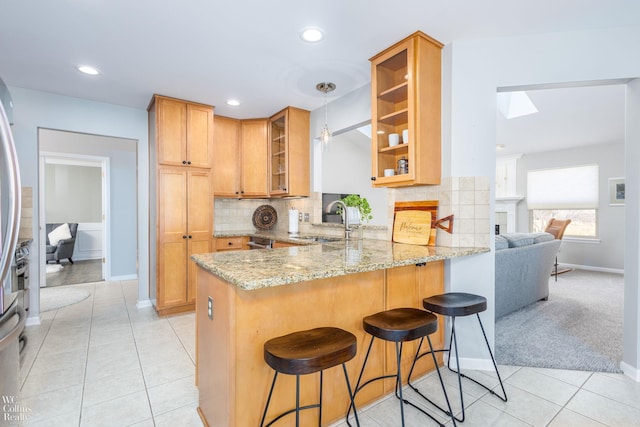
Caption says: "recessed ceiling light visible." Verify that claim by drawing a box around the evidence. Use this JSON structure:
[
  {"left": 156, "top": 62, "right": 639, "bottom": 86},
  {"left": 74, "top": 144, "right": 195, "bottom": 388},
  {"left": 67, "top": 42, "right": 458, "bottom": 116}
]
[
  {"left": 76, "top": 65, "right": 101, "bottom": 76},
  {"left": 300, "top": 27, "right": 324, "bottom": 43},
  {"left": 226, "top": 99, "right": 240, "bottom": 106},
  {"left": 496, "top": 144, "right": 506, "bottom": 150}
]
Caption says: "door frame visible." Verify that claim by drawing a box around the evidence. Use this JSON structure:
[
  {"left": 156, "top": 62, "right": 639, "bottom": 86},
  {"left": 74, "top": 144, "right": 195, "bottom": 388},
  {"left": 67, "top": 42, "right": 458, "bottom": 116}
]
[{"left": 38, "top": 152, "right": 110, "bottom": 284}]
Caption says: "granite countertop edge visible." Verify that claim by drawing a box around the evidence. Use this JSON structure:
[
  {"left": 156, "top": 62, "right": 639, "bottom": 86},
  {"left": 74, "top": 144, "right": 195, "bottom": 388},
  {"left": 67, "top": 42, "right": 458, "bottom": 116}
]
[{"left": 193, "top": 236, "right": 489, "bottom": 291}]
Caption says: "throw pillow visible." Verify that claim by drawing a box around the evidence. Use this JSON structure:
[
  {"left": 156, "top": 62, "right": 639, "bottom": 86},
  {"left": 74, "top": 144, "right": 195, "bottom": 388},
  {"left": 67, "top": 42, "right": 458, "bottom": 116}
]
[
  {"left": 494, "top": 235, "right": 509, "bottom": 250},
  {"left": 532, "top": 232, "right": 555, "bottom": 243},
  {"left": 504, "top": 233, "right": 535, "bottom": 248},
  {"left": 48, "top": 223, "right": 72, "bottom": 246}
]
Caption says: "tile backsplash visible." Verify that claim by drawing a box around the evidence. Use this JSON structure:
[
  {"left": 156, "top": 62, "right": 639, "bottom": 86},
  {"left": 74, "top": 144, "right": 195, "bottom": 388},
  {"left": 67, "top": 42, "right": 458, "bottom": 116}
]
[{"left": 214, "top": 176, "right": 490, "bottom": 248}]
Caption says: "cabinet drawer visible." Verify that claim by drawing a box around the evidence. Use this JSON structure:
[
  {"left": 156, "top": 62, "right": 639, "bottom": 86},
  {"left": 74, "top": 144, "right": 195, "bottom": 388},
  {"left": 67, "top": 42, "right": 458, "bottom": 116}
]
[{"left": 215, "top": 237, "right": 248, "bottom": 251}]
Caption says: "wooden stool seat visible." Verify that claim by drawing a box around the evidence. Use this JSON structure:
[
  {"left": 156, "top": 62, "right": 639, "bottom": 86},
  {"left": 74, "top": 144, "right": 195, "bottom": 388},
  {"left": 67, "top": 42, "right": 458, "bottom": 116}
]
[
  {"left": 264, "top": 327, "right": 357, "bottom": 375},
  {"left": 363, "top": 308, "right": 438, "bottom": 342},
  {"left": 422, "top": 292, "right": 487, "bottom": 317},
  {"left": 261, "top": 327, "right": 360, "bottom": 426}
]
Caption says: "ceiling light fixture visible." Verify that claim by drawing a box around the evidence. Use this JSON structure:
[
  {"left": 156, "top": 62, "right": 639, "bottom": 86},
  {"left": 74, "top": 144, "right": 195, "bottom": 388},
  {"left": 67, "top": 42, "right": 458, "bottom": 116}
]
[
  {"left": 300, "top": 27, "right": 324, "bottom": 42},
  {"left": 496, "top": 144, "right": 506, "bottom": 150},
  {"left": 316, "top": 82, "right": 335, "bottom": 151},
  {"left": 76, "top": 65, "right": 101, "bottom": 76},
  {"left": 226, "top": 99, "right": 240, "bottom": 106}
]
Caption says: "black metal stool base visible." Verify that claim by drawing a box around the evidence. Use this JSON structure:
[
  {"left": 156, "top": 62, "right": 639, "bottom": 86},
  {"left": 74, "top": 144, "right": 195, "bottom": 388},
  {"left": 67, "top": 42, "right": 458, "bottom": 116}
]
[
  {"left": 408, "top": 312, "right": 507, "bottom": 423},
  {"left": 347, "top": 309, "right": 456, "bottom": 427}
]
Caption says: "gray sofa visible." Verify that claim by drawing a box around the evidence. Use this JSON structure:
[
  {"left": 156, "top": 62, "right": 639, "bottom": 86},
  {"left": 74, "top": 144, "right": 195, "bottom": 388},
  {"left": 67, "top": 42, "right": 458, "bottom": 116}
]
[{"left": 495, "top": 232, "right": 561, "bottom": 319}]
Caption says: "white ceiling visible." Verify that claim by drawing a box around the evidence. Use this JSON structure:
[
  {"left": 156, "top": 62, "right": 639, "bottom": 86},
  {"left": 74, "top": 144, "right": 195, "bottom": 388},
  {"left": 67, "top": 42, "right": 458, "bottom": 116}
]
[{"left": 1, "top": 0, "right": 638, "bottom": 152}]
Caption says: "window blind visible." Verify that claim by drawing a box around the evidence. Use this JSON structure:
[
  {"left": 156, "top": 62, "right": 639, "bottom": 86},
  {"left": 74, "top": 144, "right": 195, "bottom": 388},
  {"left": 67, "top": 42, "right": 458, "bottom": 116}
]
[{"left": 527, "top": 164, "right": 599, "bottom": 209}]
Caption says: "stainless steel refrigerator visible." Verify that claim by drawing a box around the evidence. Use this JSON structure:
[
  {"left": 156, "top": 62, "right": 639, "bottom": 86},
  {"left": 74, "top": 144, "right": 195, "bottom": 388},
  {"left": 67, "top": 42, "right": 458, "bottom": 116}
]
[{"left": 0, "top": 76, "right": 25, "bottom": 402}]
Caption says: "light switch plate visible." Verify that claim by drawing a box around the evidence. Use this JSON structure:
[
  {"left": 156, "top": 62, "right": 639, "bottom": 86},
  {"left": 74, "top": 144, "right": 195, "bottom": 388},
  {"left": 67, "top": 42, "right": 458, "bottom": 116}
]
[{"left": 207, "top": 296, "right": 213, "bottom": 320}]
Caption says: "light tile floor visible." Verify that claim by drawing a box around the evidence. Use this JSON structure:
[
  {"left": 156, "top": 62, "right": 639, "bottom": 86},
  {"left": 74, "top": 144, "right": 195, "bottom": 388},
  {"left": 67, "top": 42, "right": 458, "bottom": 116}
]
[{"left": 16, "top": 280, "right": 640, "bottom": 427}]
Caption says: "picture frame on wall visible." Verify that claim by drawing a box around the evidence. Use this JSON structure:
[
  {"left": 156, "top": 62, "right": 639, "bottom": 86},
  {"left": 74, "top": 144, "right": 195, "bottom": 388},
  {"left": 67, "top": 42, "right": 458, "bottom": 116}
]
[{"left": 609, "top": 177, "right": 625, "bottom": 206}]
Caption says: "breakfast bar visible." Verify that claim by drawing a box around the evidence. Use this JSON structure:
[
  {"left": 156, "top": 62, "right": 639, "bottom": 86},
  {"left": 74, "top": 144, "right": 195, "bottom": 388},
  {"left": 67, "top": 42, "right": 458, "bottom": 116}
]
[{"left": 192, "top": 238, "right": 488, "bottom": 426}]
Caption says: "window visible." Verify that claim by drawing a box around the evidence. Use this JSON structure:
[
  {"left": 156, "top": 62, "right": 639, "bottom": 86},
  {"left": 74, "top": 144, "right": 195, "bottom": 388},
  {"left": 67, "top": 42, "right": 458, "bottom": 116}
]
[{"left": 527, "top": 165, "right": 598, "bottom": 238}]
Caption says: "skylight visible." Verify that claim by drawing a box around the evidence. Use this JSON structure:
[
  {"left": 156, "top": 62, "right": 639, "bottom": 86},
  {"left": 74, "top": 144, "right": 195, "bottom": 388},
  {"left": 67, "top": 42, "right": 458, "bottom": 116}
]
[{"left": 497, "top": 91, "right": 538, "bottom": 119}]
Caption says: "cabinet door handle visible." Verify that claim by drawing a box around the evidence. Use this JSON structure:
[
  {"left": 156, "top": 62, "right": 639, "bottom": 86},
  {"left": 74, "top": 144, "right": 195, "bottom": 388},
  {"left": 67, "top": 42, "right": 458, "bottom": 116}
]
[
  {"left": 187, "top": 161, "right": 192, "bottom": 165},
  {"left": 188, "top": 235, "right": 193, "bottom": 239},
  {"left": 182, "top": 235, "right": 187, "bottom": 239},
  {"left": 371, "top": 176, "right": 377, "bottom": 181},
  {"left": 182, "top": 160, "right": 187, "bottom": 165},
  {"left": 228, "top": 241, "right": 233, "bottom": 245}
]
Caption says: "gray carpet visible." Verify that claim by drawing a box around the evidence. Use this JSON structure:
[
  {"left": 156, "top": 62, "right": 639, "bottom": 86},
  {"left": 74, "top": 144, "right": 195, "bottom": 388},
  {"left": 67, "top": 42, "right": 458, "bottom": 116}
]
[{"left": 496, "top": 269, "right": 623, "bottom": 373}]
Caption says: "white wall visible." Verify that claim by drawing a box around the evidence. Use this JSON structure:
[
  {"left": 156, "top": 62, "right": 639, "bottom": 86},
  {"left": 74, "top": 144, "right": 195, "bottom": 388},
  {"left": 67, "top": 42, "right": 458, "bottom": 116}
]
[
  {"left": 45, "top": 163, "right": 102, "bottom": 222},
  {"left": 9, "top": 87, "right": 149, "bottom": 320},
  {"left": 447, "top": 26, "right": 640, "bottom": 377},
  {"left": 515, "top": 143, "right": 625, "bottom": 271}
]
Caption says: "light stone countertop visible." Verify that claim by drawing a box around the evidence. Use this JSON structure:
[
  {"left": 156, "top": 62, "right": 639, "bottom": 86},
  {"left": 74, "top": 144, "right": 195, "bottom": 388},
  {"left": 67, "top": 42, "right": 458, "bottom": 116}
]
[{"left": 193, "top": 234, "right": 489, "bottom": 291}]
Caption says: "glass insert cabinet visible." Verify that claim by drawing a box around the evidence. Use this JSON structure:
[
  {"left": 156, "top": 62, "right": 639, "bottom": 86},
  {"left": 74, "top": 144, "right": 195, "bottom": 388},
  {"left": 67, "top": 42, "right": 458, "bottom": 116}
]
[{"left": 370, "top": 31, "right": 443, "bottom": 188}]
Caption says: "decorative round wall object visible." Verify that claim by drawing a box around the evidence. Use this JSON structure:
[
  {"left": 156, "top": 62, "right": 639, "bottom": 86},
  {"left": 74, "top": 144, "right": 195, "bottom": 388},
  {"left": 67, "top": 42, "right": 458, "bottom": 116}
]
[{"left": 252, "top": 205, "right": 277, "bottom": 230}]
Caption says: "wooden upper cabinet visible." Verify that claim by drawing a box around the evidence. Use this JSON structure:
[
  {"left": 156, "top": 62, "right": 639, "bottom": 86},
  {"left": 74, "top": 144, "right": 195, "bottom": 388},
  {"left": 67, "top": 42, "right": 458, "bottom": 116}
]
[
  {"left": 268, "top": 107, "right": 310, "bottom": 197},
  {"left": 212, "top": 115, "right": 241, "bottom": 196},
  {"left": 212, "top": 116, "right": 269, "bottom": 198},
  {"left": 240, "top": 119, "right": 269, "bottom": 197},
  {"left": 370, "top": 31, "right": 442, "bottom": 187},
  {"left": 152, "top": 95, "right": 213, "bottom": 168}
]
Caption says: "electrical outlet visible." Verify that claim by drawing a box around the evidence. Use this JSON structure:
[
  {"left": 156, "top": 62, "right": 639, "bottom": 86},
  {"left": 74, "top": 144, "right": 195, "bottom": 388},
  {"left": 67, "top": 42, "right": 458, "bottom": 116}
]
[
  {"left": 207, "top": 296, "right": 213, "bottom": 320},
  {"left": 304, "top": 213, "right": 310, "bottom": 222},
  {"left": 298, "top": 212, "right": 302, "bottom": 221}
]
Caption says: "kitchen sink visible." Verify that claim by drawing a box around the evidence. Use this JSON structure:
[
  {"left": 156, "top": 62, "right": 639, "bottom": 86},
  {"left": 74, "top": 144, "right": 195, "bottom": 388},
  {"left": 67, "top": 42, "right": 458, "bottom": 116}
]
[{"left": 292, "top": 236, "right": 343, "bottom": 243}]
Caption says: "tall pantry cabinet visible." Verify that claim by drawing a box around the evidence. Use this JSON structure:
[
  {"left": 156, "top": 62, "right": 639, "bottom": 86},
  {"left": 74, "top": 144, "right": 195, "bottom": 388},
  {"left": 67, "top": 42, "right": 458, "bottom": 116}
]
[{"left": 148, "top": 95, "right": 214, "bottom": 316}]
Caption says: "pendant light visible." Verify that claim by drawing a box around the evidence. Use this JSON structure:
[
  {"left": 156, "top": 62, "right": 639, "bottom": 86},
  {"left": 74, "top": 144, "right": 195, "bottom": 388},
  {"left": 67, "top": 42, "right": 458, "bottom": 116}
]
[{"left": 316, "top": 82, "right": 335, "bottom": 151}]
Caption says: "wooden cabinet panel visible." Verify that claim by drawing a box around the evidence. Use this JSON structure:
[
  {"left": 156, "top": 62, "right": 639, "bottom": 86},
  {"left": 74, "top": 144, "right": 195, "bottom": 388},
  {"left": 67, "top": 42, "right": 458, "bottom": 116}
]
[
  {"left": 157, "top": 97, "right": 187, "bottom": 166},
  {"left": 240, "top": 119, "right": 269, "bottom": 197},
  {"left": 212, "top": 116, "right": 241, "bottom": 196},
  {"left": 370, "top": 31, "right": 442, "bottom": 187},
  {"left": 187, "top": 103, "right": 214, "bottom": 168}
]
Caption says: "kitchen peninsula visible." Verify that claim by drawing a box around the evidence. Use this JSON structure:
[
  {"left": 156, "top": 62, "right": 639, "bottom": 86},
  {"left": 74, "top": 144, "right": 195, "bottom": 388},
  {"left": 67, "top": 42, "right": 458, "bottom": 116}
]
[{"left": 192, "top": 238, "right": 488, "bottom": 426}]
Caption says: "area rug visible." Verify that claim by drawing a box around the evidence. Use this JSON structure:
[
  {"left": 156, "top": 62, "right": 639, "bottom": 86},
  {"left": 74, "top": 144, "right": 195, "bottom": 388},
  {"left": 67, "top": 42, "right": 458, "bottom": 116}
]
[
  {"left": 40, "top": 285, "right": 91, "bottom": 312},
  {"left": 45, "top": 264, "right": 64, "bottom": 274},
  {"left": 495, "top": 269, "right": 623, "bottom": 373}
]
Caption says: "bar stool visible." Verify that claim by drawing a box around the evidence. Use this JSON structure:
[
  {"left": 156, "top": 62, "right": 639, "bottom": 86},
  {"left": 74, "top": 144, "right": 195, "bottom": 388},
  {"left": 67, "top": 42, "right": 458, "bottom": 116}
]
[
  {"left": 347, "top": 308, "right": 456, "bottom": 427},
  {"left": 408, "top": 292, "right": 508, "bottom": 423},
  {"left": 260, "top": 327, "right": 360, "bottom": 427}
]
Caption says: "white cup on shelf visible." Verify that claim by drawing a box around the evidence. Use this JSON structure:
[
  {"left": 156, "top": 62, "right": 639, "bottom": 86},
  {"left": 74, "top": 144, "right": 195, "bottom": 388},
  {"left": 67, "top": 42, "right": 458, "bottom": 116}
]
[
  {"left": 384, "top": 168, "right": 395, "bottom": 177},
  {"left": 402, "top": 129, "right": 409, "bottom": 144},
  {"left": 388, "top": 133, "right": 400, "bottom": 147}
]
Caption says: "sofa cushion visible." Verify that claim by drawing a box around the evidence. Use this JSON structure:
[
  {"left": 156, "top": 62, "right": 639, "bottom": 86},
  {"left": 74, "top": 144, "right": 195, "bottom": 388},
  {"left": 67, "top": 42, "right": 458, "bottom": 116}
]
[
  {"left": 495, "top": 235, "right": 509, "bottom": 250},
  {"left": 48, "top": 223, "right": 72, "bottom": 246},
  {"left": 532, "top": 232, "right": 555, "bottom": 243},
  {"left": 504, "top": 233, "right": 535, "bottom": 248}
]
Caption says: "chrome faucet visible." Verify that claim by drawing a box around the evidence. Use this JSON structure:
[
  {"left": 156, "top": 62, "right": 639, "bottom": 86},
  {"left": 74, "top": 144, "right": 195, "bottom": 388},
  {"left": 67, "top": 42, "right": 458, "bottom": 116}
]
[{"left": 326, "top": 200, "right": 352, "bottom": 240}]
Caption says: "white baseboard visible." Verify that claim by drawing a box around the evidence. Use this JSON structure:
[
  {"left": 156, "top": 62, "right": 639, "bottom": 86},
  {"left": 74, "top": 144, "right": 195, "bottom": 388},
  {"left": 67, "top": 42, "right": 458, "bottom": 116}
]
[
  {"left": 136, "top": 299, "right": 152, "bottom": 309},
  {"left": 110, "top": 274, "right": 138, "bottom": 281},
  {"left": 561, "top": 263, "right": 624, "bottom": 275},
  {"left": 620, "top": 362, "right": 640, "bottom": 382},
  {"left": 445, "top": 353, "right": 495, "bottom": 372},
  {"left": 25, "top": 315, "right": 41, "bottom": 327}
]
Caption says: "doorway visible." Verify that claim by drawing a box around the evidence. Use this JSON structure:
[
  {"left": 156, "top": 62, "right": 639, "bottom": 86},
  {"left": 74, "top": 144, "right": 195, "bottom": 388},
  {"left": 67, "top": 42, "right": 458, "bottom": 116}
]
[
  {"left": 42, "top": 155, "right": 108, "bottom": 286},
  {"left": 37, "top": 128, "right": 138, "bottom": 294},
  {"left": 493, "top": 80, "right": 627, "bottom": 372}
]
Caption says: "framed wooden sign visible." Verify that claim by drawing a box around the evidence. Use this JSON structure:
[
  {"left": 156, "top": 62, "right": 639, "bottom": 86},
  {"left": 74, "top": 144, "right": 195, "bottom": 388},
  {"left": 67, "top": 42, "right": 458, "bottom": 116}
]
[{"left": 392, "top": 200, "right": 454, "bottom": 246}]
